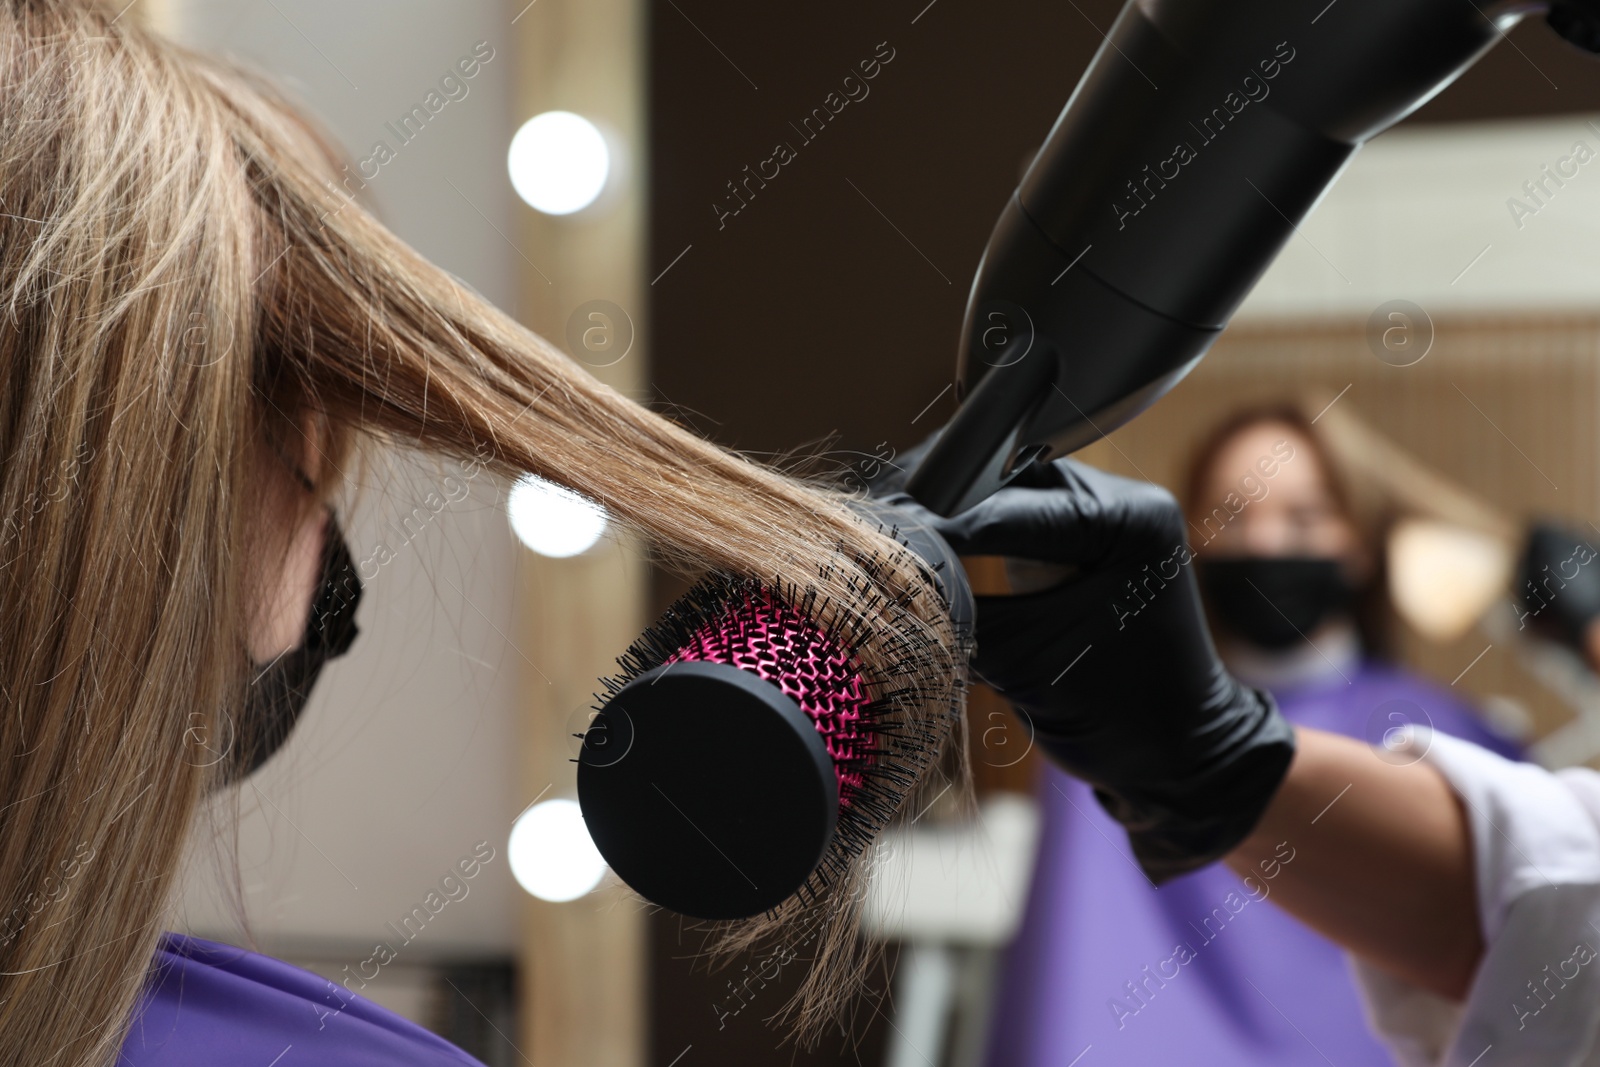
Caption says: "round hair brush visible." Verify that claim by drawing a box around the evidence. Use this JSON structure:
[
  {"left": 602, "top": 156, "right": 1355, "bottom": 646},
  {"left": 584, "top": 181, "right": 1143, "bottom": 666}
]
[{"left": 577, "top": 518, "right": 971, "bottom": 920}]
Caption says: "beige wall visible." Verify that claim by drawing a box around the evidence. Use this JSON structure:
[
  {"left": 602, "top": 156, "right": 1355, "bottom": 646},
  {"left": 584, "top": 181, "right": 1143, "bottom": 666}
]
[{"left": 1239, "top": 113, "right": 1600, "bottom": 318}]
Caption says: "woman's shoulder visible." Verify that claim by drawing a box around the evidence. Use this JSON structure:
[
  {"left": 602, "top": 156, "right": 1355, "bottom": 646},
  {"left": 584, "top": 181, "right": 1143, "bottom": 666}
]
[{"left": 119, "top": 933, "right": 486, "bottom": 1067}]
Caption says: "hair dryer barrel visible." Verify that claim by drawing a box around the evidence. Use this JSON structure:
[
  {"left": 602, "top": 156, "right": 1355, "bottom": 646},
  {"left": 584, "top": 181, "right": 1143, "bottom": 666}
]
[{"left": 907, "top": 0, "right": 1551, "bottom": 516}]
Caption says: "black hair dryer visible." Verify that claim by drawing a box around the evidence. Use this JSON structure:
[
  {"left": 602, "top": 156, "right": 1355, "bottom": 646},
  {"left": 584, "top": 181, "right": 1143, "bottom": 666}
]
[{"left": 906, "top": 0, "right": 1600, "bottom": 516}]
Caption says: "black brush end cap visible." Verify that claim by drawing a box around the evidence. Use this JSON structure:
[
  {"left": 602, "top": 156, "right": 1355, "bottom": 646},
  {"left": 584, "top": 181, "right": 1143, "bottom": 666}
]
[{"left": 577, "top": 660, "right": 838, "bottom": 920}]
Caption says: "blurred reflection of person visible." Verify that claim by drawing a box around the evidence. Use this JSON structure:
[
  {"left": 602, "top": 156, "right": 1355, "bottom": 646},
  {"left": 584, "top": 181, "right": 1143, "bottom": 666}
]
[{"left": 981, "top": 404, "right": 1520, "bottom": 1067}]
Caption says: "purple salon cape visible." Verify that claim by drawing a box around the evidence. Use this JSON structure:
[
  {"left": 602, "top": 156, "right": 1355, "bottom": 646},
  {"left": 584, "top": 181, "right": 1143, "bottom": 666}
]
[
  {"left": 119, "top": 933, "right": 486, "bottom": 1066},
  {"left": 983, "top": 659, "right": 1521, "bottom": 1067}
]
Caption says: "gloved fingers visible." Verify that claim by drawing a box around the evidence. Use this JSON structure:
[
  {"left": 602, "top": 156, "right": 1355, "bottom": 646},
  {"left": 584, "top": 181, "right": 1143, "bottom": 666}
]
[
  {"left": 874, "top": 478, "right": 1092, "bottom": 563},
  {"left": 882, "top": 458, "right": 1185, "bottom": 566},
  {"left": 960, "top": 587, "right": 1098, "bottom": 699}
]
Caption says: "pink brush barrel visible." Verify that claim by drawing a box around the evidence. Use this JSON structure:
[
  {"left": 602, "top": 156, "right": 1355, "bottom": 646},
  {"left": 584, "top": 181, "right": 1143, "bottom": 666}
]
[
  {"left": 663, "top": 588, "right": 873, "bottom": 807},
  {"left": 577, "top": 517, "right": 971, "bottom": 922},
  {"left": 576, "top": 581, "right": 876, "bottom": 921}
]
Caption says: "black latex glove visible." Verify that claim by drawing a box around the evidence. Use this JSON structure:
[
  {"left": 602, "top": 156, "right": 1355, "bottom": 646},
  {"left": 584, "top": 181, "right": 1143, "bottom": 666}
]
[
  {"left": 1518, "top": 521, "right": 1600, "bottom": 654},
  {"left": 886, "top": 458, "right": 1296, "bottom": 883}
]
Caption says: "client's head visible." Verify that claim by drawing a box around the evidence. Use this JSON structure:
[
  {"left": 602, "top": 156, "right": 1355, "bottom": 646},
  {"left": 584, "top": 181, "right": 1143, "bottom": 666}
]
[
  {"left": 1181, "top": 404, "right": 1392, "bottom": 667},
  {"left": 0, "top": 4, "right": 964, "bottom": 1062}
]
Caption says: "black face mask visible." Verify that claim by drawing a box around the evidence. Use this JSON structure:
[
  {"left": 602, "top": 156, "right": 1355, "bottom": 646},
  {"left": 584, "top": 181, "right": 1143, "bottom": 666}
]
[
  {"left": 225, "top": 511, "right": 364, "bottom": 781},
  {"left": 1195, "top": 556, "right": 1353, "bottom": 652}
]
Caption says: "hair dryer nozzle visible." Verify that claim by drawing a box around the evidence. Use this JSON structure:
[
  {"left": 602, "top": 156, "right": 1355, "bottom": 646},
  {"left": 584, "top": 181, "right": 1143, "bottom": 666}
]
[
  {"left": 906, "top": 195, "right": 1218, "bottom": 516},
  {"left": 904, "top": 0, "right": 1580, "bottom": 516}
]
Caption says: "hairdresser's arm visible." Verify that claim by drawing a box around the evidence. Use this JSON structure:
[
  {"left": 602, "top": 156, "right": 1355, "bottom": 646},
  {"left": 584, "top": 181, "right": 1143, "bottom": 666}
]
[{"left": 1225, "top": 726, "right": 1483, "bottom": 1001}]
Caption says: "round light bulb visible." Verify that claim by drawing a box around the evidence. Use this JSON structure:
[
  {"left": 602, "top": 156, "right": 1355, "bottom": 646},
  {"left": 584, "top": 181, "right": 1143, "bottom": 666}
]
[
  {"left": 507, "top": 111, "right": 611, "bottom": 215},
  {"left": 508, "top": 798, "right": 608, "bottom": 903},
  {"left": 508, "top": 473, "right": 608, "bottom": 558}
]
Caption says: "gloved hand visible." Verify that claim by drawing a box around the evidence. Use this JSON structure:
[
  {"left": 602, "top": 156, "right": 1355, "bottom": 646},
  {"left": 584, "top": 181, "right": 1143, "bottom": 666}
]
[
  {"left": 1517, "top": 521, "right": 1600, "bottom": 657},
  {"left": 886, "top": 458, "right": 1296, "bottom": 883}
]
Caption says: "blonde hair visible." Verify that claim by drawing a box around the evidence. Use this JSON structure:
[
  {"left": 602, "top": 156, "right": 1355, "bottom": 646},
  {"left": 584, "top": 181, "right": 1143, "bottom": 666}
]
[{"left": 0, "top": 2, "right": 965, "bottom": 1063}]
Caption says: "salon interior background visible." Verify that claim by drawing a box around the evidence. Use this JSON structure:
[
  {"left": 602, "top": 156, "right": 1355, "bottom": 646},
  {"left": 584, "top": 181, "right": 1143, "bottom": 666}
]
[{"left": 138, "top": 0, "right": 1600, "bottom": 1064}]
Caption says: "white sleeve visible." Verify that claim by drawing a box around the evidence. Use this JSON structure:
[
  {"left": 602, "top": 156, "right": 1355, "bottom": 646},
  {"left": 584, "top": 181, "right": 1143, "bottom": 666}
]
[{"left": 1348, "top": 729, "right": 1600, "bottom": 1067}]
